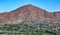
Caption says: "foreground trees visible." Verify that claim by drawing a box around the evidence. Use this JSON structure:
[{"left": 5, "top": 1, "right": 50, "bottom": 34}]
[{"left": 0, "top": 22, "right": 59, "bottom": 35}]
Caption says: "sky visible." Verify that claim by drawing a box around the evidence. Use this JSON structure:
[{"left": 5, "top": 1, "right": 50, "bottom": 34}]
[{"left": 0, "top": 0, "right": 60, "bottom": 13}]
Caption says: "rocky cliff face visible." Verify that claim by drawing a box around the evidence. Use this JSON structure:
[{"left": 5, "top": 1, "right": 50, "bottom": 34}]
[{"left": 0, "top": 4, "right": 60, "bottom": 24}]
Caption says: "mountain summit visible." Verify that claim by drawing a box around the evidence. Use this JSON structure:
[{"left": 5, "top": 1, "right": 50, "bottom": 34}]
[{"left": 0, "top": 4, "right": 60, "bottom": 24}]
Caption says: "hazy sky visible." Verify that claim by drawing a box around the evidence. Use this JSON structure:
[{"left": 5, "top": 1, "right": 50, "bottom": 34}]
[{"left": 0, "top": 0, "right": 60, "bottom": 13}]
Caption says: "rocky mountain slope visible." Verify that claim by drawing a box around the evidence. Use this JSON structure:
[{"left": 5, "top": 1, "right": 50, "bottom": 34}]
[{"left": 0, "top": 4, "right": 60, "bottom": 24}]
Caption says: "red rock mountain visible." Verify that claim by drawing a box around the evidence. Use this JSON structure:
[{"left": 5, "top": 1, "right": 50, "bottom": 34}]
[{"left": 0, "top": 4, "right": 60, "bottom": 24}]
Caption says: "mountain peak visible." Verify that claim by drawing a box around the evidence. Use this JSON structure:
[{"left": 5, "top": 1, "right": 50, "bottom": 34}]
[{"left": 0, "top": 4, "right": 60, "bottom": 24}]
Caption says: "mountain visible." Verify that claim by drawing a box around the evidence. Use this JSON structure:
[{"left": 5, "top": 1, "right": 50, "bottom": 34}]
[{"left": 0, "top": 4, "right": 60, "bottom": 24}]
